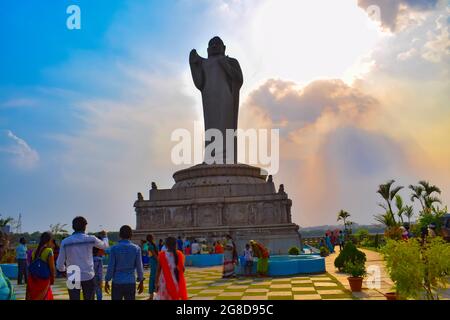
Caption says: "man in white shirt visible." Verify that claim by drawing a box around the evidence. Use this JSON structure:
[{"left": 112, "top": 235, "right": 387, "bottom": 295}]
[
  {"left": 191, "top": 239, "right": 200, "bottom": 255},
  {"left": 56, "top": 216, "right": 109, "bottom": 300}
]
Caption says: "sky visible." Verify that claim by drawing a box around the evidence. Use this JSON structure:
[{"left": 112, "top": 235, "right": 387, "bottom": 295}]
[{"left": 0, "top": 0, "right": 449, "bottom": 232}]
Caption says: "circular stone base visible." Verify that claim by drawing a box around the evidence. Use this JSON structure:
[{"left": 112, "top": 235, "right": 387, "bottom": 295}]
[{"left": 172, "top": 163, "right": 268, "bottom": 188}]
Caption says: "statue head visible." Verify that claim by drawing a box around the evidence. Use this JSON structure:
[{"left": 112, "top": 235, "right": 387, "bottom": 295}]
[{"left": 207, "top": 36, "right": 226, "bottom": 57}]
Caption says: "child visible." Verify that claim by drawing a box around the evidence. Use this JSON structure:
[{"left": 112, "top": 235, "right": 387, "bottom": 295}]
[
  {"left": 93, "top": 246, "right": 103, "bottom": 300},
  {"left": 243, "top": 244, "right": 253, "bottom": 276},
  {"left": 185, "top": 244, "right": 191, "bottom": 255},
  {"left": 141, "top": 240, "right": 149, "bottom": 268},
  {"left": 338, "top": 230, "right": 345, "bottom": 251}
]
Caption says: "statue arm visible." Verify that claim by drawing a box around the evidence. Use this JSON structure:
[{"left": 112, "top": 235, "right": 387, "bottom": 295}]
[
  {"left": 189, "top": 49, "right": 205, "bottom": 90},
  {"left": 220, "top": 57, "right": 243, "bottom": 88}
]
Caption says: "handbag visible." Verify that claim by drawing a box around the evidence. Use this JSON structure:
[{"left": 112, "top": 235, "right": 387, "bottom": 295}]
[{"left": 28, "top": 249, "right": 51, "bottom": 280}]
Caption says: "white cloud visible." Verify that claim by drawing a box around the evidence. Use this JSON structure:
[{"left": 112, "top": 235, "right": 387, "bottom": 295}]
[
  {"left": 240, "top": 78, "right": 449, "bottom": 226},
  {"left": 0, "top": 130, "right": 39, "bottom": 169},
  {"left": 357, "top": 0, "right": 440, "bottom": 32},
  {"left": 397, "top": 47, "right": 418, "bottom": 60},
  {"left": 422, "top": 14, "right": 450, "bottom": 62},
  {"left": 47, "top": 66, "right": 199, "bottom": 228}
]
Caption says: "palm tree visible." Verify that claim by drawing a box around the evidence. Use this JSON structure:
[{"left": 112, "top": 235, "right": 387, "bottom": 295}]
[
  {"left": 419, "top": 180, "right": 441, "bottom": 197},
  {"left": 395, "top": 195, "right": 405, "bottom": 224},
  {"left": 403, "top": 205, "right": 414, "bottom": 226},
  {"left": 409, "top": 184, "right": 425, "bottom": 211},
  {"left": 0, "top": 215, "right": 14, "bottom": 228},
  {"left": 377, "top": 180, "right": 403, "bottom": 223},
  {"left": 420, "top": 181, "right": 441, "bottom": 212},
  {"left": 374, "top": 212, "right": 397, "bottom": 228},
  {"left": 337, "top": 210, "right": 351, "bottom": 230},
  {"left": 425, "top": 196, "right": 442, "bottom": 212},
  {"left": 410, "top": 180, "right": 442, "bottom": 213}
]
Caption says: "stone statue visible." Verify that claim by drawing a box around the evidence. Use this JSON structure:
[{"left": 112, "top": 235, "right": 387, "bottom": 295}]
[
  {"left": 189, "top": 36, "right": 243, "bottom": 164},
  {"left": 151, "top": 182, "right": 158, "bottom": 190},
  {"left": 137, "top": 192, "right": 144, "bottom": 201},
  {"left": 278, "top": 184, "right": 286, "bottom": 195}
]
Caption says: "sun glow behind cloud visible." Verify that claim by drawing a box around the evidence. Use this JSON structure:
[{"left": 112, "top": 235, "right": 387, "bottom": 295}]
[{"left": 249, "top": 0, "right": 382, "bottom": 85}]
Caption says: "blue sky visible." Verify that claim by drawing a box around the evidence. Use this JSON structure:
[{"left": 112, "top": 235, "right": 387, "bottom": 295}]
[
  {"left": 0, "top": 0, "right": 238, "bottom": 232},
  {"left": 1, "top": 0, "right": 449, "bottom": 232}
]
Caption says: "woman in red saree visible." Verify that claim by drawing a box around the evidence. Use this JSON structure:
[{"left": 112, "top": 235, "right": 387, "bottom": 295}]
[
  {"left": 155, "top": 236, "right": 187, "bottom": 300},
  {"left": 26, "top": 232, "right": 55, "bottom": 300}
]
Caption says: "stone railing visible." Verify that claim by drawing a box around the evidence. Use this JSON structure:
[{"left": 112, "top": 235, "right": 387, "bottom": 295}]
[
  {"left": 301, "top": 236, "right": 321, "bottom": 249},
  {"left": 301, "top": 233, "right": 385, "bottom": 249}
]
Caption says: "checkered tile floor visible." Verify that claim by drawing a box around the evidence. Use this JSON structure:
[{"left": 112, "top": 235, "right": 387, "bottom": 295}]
[{"left": 13, "top": 266, "right": 353, "bottom": 300}]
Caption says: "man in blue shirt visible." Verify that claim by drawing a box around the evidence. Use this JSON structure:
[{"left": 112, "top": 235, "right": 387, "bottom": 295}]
[
  {"left": 105, "top": 225, "right": 144, "bottom": 300},
  {"left": 177, "top": 236, "right": 184, "bottom": 251},
  {"left": 15, "top": 237, "right": 27, "bottom": 285}
]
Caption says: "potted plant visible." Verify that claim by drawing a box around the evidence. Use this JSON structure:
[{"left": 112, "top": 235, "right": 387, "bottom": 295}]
[
  {"left": 334, "top": 241, "right": 366, "bottom": 271},
  {"left": 344, "top": 261, "right": 366, "bottom": 292},
  {"left": 384, "top": 291, "right": 399, "bottom": 300}
]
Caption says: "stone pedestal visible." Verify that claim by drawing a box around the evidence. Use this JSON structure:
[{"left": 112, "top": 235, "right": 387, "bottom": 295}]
[{"left": 133, "top": 164, "right": 301, "bottom": 254}]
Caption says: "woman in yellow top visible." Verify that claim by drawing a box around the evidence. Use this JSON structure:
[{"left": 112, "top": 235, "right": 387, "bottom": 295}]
[{"left": 26, "top": 232, "right": 55, "bottom": 300}]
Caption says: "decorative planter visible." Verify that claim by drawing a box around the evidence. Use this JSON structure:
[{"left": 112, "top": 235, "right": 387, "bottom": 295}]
[
  {"left": 384, "top": 292, "right": 398, "bottom": 300},
  {"left": 347, "top": 276, "right": 363, "bottom": 292}
]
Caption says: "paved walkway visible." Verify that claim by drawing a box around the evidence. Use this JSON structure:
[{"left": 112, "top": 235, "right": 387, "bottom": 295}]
[
  {"left": 18, "top": 247, "right": 449, "bottom": 300},
  {"left": 324, "top": 247, "right": 393, "bottom": 300},
  {"left": 13, "top": 249, "right": 386, "bottom": 300},
  {"left": 13, "top": 266, "right": 353, "bottom": 300}
]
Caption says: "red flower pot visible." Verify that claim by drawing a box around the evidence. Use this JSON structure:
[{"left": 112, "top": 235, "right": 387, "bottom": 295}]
[
  {"left": 384, "top": 292, "right": 398, "bottom": 300},
  {"left": 347, "top": 276, "right": 363, "bottom": 292}
]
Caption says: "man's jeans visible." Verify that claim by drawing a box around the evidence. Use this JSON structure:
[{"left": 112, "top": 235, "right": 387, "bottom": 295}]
[
  {"left": 111, "top": 283, "right": 136, "bottom": 300},
  {"left": 17, "top": 259, "right": 28, "bottom": 285},
  {"left": 94, "top": 277, "right": 103, "bottom": 300},
  {"left": 68, "top": 278, "right": 96, "bottom": 300}
]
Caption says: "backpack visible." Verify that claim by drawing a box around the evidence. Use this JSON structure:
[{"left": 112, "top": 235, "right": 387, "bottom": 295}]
[{"left": 28, "top": 249, "right": 51, "bottom": 280}]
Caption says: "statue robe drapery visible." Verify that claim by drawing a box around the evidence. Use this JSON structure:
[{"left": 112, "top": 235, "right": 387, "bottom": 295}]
[{"left": 190, "top": 54, "right": 243, "bottom": 163}]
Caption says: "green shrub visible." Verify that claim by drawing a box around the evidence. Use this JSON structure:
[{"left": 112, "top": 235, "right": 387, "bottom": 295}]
[
  {"left": 334, "top": 242, "right": 366, "bottom": 271},
  {"left": 373, "top": 233, "right": 380, "bottom": 248},
  {"left": 382, "top": 237, "right": 450, "bottom": 300},
  {"left": 360, "top": 238, "right": 374, "bottom": 248},
  {"left": 384, "top": 226, "right": 403, "bottom": 240},
  {"left": 0, "top": 250, "right": 15, "bottom": 264},
  {"left": 288, "top": 246, "right": 300, "bottom": 255},
  {"left": 417, "top": 210, "right": 445, "bottom": 233},
  {"left": 319, "top": 246, "right": 329, "bottom": 257},
  {"left": 354, "top": 228, "right": 370, "bottom": 242},
  {"left": 344, "top": 261, "right": 366, "bottom": 277}
]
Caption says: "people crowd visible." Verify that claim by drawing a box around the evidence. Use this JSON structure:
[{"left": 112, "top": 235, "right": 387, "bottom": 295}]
[
  {"left": 318, "top": 229, "right": 348, "bottom": 255},
  {"left": 0, "top": 216, "right": 189, "bottom": 301},
  {"left": 1, "top": 217, "right": 280, "bottom": 300}
]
